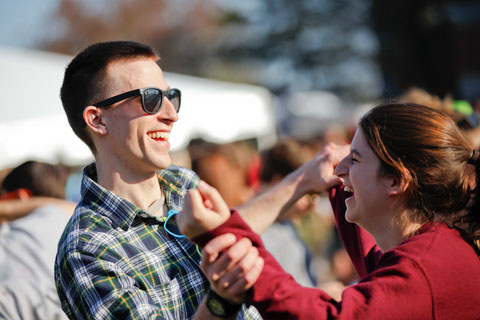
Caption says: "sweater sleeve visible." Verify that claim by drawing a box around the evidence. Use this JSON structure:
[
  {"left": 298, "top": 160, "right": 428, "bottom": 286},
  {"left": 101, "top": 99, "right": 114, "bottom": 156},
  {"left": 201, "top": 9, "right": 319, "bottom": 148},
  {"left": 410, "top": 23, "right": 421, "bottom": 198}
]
[
  {"left": 328, "top": 186, "right": 383, "bottom": 277},
  {"left": 194, "top": 212, "right": 433, "bottom": 320}
]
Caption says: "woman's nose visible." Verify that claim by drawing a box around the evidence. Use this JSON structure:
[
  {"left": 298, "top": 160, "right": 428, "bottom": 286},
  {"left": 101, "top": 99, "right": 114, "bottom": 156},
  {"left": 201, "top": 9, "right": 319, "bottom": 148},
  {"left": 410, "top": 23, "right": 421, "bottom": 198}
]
[{"left": 334, "top": 157, "right": 348, "bottom": 177}]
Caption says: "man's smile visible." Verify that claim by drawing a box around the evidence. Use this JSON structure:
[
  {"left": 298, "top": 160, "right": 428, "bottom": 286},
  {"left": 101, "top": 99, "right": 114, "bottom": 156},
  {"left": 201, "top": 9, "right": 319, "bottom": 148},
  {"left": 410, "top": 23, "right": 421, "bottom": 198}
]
[{"left": 147, "top": 130, "right": 170, "bottom": 140}]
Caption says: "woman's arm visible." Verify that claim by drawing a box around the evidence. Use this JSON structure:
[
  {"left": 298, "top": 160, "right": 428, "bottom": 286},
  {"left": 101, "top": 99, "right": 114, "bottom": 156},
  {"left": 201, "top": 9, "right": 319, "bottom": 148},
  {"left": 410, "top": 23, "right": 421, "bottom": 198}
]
[
  {"left": 179, "top": 165, "right": 430, "bottom": 319},
  {"left": 328, "top": 186, "right": 382, "bottom": 277},
  {"left": 194, "top": 212, "right": 432, "bottom": 320}
]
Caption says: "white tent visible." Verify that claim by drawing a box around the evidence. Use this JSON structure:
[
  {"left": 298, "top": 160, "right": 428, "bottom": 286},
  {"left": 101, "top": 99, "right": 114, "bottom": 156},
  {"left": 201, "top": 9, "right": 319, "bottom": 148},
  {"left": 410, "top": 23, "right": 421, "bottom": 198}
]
[{"left": 0, "top": 47, "right": 276, "bottom": 170}]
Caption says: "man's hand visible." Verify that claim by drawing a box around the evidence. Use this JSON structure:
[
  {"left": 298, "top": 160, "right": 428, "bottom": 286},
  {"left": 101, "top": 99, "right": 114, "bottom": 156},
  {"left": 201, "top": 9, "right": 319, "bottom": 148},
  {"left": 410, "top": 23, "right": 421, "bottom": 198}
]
[
  {"left": 295, "top": 143, "right": 350, "bottom": 195},
  {"left": 178, "top": 181, "right": 231, "bottom": 239},
  {"left": 201, "top": 233, "right": 264, "bottom": 304},
  {"left": 236, "top": 143, "right": 350, "bottom": 234}
]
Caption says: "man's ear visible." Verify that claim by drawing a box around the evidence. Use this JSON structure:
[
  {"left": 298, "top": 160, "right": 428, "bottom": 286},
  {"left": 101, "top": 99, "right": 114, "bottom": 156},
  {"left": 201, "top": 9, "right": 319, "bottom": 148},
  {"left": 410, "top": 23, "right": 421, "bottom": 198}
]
[
  {"left": 17, "top": 188, "right": 32, "bottom": 200},
  {"left": 83, "top": 106, "right": 108, "bottom": 135}
]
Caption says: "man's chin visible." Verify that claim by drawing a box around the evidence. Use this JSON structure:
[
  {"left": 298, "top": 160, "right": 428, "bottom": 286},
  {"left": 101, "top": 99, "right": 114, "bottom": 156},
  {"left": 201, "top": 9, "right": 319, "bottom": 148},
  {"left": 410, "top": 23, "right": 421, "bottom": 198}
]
[{"left": 155, "top": 157, "right": 171, "bottom": 170}]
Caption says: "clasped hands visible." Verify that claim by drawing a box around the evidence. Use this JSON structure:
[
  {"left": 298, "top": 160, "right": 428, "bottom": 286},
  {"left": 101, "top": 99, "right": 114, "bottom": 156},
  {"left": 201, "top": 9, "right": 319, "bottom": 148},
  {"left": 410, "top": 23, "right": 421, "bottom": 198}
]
[
  {"left": 177, "top": 143, "right": 350, "bottom": 303},
  {"left": 177, "top": 181, "right": 263, "bottom": 304}
]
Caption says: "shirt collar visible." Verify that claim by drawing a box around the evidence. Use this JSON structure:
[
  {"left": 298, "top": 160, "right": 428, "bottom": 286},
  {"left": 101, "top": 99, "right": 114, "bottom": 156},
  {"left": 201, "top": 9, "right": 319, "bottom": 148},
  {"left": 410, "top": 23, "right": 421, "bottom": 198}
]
[{"left": 80, "top": 163, "right": 194, "bottom": 230}]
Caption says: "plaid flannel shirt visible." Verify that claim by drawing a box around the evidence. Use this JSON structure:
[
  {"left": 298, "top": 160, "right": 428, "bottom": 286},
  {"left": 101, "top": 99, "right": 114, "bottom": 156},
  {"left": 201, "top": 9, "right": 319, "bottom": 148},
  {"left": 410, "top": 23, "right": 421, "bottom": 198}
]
[{"left": 54, "top": 163, "right": 261, "bottom": 320}]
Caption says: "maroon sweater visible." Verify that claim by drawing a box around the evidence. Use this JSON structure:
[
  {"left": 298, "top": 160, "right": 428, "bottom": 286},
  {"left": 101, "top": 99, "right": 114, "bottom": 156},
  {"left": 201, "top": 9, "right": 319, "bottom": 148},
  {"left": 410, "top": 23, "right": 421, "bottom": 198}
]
[{"left": 194, "top": 186, "right": 480, "bottom": 319}]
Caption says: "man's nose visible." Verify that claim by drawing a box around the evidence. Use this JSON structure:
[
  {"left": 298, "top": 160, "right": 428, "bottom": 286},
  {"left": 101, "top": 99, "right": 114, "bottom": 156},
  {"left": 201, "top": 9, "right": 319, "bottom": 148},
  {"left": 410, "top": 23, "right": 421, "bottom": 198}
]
[{"left": 158, "top": 97, "right": 179, "bottom": 122}]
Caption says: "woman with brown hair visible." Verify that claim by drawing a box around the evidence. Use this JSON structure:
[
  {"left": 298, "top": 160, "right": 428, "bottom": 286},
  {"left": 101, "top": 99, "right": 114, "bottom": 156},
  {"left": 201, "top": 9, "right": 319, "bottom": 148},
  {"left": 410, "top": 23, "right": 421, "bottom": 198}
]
[{"left": 180, "top": 102, "right": 480, "bottom": 319}]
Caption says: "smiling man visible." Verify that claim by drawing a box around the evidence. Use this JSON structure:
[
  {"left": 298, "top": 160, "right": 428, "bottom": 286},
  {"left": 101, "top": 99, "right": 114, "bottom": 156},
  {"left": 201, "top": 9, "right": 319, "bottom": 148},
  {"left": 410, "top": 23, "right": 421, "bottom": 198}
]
[{"left": 54, "top": 41, "right": 261, "bottom": 319}]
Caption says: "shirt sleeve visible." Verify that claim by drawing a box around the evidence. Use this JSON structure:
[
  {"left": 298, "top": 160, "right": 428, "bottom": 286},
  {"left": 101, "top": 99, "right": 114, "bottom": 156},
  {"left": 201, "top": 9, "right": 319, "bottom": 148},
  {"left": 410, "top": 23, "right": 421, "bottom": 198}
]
[
  {"left": 328, "top": 186, "right": 383, "bottom": 277},
  {"left": 193, "top": 212, "right": 432, "bottom": 320}
]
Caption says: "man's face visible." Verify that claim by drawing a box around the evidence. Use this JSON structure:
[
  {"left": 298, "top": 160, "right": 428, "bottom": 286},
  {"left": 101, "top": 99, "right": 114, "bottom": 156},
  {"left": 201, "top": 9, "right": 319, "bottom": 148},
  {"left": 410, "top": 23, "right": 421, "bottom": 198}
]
[{"left": 99, "top": 58, "right": 179, "bottom": 175}]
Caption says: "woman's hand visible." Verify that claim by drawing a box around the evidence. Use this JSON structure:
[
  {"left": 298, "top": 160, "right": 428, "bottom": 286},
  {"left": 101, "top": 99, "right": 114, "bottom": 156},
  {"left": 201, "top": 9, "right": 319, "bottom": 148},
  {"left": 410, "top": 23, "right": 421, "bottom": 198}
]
[{"left": 178, "top": 181, "right": 232, "bottom": 239}]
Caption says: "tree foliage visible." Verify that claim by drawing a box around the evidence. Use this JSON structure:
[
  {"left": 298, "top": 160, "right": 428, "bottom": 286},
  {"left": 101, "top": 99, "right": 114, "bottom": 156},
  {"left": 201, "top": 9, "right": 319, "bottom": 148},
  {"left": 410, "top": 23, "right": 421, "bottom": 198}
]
[
  {"left": 43, "top": 0, "right": 381, "bottom": 101},
  {"left": 43, "top": 0, "right": 221, "bottom": 75}
]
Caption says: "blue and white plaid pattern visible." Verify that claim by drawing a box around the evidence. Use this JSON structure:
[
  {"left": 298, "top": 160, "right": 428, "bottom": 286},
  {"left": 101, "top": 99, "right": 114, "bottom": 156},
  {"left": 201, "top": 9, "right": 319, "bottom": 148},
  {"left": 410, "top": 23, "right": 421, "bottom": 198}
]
[{"left": 55, "top": 163, "right": 261, "bottom": 319}]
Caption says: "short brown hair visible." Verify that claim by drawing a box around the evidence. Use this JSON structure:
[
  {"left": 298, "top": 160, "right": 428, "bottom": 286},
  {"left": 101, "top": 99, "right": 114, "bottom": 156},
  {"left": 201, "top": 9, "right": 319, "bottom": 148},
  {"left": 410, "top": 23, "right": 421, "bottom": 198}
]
[
  {"left": 1, "top": 161, "right": 70, "bottom": 199},
  {"left": 60, "top": 41, "right": 159, "bottom": 153}
]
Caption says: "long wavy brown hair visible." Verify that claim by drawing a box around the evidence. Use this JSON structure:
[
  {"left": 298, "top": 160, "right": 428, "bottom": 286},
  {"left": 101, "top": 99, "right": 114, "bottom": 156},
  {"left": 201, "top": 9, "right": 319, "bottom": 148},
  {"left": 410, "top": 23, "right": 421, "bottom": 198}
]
[{"left": 359, "top": 102, "right": 480, "bottom": 254}]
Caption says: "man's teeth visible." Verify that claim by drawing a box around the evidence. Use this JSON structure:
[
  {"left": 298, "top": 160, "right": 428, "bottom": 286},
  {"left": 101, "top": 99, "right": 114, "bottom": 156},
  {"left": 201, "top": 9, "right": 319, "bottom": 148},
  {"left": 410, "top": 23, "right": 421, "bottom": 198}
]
[
  {"left": 147, "top": 131, "right": 169, "bottom": 139},
  {"left": 344, "top": 186, "right": 353, "bottom": 193}
]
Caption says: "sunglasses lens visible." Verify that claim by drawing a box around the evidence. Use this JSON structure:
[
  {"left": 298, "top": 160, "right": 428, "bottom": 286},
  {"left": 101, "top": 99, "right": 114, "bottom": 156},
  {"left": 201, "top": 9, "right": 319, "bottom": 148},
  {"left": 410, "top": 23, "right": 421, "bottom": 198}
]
[
  {"left": 142, "top": 88, "right": 162, "bottom": 114},
  {"left": 167, "top": 89, "right": 181, "bottom": 113},
  {"left": 142, "top": 88, "right": 181, "bottom": 114}
]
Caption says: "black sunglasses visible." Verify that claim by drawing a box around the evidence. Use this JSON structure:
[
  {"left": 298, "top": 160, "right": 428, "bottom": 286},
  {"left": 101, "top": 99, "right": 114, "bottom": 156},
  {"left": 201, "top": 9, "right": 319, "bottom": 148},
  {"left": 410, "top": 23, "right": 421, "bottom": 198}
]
[{"left": 93, "top": 87, "right": 181, "bottom": 114}]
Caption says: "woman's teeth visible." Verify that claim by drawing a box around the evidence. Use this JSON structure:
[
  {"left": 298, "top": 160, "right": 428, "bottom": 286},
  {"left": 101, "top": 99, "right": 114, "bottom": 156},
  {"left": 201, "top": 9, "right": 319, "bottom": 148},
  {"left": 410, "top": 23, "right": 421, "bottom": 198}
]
[
  {"left": 344, "top": 185, "right": 353, "bottom": 193},
  {"left": 147, "top": 131, "right": 169, "bottom": 139}
]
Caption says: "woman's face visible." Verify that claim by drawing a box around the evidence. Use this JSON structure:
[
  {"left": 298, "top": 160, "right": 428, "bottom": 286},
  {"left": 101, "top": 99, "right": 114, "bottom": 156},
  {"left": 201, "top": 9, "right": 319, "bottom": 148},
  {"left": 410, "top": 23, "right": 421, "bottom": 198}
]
[{"left": 334, "top": 128, "right": 394, "bottom": 230}]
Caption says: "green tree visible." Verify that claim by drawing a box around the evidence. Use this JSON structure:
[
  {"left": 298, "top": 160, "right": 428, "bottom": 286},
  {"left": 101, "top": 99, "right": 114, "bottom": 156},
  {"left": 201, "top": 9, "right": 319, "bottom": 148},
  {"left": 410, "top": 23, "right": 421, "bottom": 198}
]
[{"left": 43, "top": 0, "right": 381, "bottom": 101}]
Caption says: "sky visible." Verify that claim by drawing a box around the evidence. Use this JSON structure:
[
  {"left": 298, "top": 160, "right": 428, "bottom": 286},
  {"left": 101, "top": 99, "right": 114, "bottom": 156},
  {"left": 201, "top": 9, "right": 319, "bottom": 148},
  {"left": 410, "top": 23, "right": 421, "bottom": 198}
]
[{"left": 0, "top": 0, "right": 60, "bottom": 48}]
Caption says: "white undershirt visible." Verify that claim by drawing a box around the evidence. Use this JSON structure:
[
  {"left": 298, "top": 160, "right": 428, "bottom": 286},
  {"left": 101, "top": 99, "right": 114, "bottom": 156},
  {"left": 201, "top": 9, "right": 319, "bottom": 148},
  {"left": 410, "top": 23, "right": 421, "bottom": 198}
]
[{"left": 143, "top": 193, "right": 169, "bottom": 220}]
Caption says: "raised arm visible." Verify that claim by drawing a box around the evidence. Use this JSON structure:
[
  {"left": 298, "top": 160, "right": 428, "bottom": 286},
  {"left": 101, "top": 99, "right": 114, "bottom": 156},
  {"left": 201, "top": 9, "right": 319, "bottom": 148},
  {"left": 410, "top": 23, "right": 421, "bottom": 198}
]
[
  {"left": 329, "top": 186, "right": 381, "bottom": 277},
  {"left": 235, "top": 143, "right": 349, "bottom": 234},
  {"left": 178, "top": 143, "right": 349, "bottom": 239}
]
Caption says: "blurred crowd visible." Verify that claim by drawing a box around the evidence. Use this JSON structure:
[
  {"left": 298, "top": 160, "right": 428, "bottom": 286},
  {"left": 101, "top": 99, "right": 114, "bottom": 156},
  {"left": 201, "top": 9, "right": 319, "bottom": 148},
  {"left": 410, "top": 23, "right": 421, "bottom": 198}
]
[
  {"left": 0, "top": 161, "right": 75, "bottom": 319},
  {"left": 1, "top": 86, "right": 479, "bottom": 318}
]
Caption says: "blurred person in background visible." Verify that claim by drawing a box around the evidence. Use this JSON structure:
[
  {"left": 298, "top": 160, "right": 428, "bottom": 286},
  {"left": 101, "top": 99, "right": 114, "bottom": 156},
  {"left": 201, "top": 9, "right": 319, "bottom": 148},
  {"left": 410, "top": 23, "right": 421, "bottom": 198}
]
[
  {"left": 401, "top": 87, "right": 480, "bottom": 150},
  {"left": 258, "top": 137, "right": 319, "bottom": 288},
  {"left": 188, "top": 139, "right": 259, "bottom": 208},
  {"left": 0, "top": 161, "right": 75, "bottom": 222},
  {"left": 0, "top": 160, "right": 74, "bottom": 320},
  {"left": 54, "top": 40, "right": 261, "bottom": 319},
  {"left": 180, "top": 102, "right": 480, "bottom": 319}
]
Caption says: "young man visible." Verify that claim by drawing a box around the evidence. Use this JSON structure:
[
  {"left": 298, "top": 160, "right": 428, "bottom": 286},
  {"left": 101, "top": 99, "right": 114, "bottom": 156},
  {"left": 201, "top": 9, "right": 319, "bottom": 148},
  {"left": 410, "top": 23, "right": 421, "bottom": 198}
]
[{"left": 54, "top": 41, "right": 261, "bottom": 319}]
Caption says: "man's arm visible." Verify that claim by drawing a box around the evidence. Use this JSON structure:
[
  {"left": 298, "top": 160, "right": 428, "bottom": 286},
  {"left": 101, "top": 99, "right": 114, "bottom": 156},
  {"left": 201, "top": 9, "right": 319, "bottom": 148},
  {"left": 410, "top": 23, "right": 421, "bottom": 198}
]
[
  {"left": 194, "top": 297, "right": 238, "bottom": 320},
  {"left": 178, "top": 143, "right": 350, "bottom": 239},
  {"left": 236, "top": 143, "right": 349, "bottom": 234},
  {"left": 0, "top": 197, "right": 75, "bottom": 223}
]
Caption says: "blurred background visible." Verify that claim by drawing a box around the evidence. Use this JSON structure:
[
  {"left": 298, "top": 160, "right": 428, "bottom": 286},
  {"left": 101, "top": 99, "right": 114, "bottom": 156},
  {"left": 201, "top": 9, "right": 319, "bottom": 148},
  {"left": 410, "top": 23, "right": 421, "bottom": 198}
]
[
  {"left": 1, "top": 0, "right": 480, "bottom": 292},
  {"left": 1, "top": 0, "right": 480, "bottom": 167}
]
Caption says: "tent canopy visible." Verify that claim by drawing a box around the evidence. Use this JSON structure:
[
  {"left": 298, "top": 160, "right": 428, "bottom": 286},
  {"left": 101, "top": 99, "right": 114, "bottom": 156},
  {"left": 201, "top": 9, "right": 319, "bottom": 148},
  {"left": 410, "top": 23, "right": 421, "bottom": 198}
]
[{"left": 0, "top": 47, "right": 276, "bottom": 170}]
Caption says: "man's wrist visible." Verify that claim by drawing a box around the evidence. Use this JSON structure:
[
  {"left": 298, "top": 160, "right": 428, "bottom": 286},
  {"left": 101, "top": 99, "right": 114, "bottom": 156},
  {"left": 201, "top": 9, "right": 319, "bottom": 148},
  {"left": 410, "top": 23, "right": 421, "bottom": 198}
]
[{"left": 205, "top": 289, "right": 242, "bottom": 318}]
